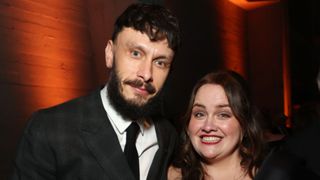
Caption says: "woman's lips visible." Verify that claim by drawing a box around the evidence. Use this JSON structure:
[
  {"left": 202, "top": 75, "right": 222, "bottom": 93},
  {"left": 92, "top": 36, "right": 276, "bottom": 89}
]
[{"left": 200, "top": 135, "right": 222, "bottom": 144}]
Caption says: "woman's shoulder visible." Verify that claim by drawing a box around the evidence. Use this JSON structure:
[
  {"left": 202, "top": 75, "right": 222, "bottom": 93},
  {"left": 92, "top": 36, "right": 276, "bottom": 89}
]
[{"left": 167, "top": 165, "right": 182, "bottom": 180}]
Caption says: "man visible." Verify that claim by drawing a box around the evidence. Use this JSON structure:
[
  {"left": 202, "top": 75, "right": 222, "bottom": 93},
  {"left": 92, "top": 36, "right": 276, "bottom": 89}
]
[{"left": 12, "top": 3, "right": 181, "bottom": 180}]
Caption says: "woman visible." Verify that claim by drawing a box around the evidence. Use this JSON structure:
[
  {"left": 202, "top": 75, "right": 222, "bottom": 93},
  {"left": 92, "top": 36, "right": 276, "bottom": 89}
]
[{"left": 168, "top": 70, "right": 265, "bottom": 180}]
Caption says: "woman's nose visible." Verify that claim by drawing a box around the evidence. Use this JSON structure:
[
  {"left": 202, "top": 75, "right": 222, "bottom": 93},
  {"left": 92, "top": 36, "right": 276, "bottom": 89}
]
[{"left": 202, "top": 118, "right": 218, "bottom": 132}]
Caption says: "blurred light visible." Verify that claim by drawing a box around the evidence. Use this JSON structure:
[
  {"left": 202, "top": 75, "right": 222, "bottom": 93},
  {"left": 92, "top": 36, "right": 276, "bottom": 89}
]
[{"left": 229, "top": 0, "right": 280, "bottom": 10}]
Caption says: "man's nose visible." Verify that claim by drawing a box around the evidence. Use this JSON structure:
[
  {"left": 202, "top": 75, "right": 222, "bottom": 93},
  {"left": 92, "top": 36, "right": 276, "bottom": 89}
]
[{"left": 137, "top": 59, "right": 153, "bottom": 82}]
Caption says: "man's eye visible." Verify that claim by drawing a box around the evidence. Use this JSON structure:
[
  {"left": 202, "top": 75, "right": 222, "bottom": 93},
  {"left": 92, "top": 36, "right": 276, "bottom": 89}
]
[
  {"left": 154, "top": 59, "right": 170, "bottom": 69},
  {"left": 131, "top": 50, "right": 141, "bottom": 58}
]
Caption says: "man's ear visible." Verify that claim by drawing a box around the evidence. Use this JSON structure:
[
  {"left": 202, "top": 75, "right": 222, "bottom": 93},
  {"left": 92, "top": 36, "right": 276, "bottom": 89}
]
[{"left": 105, "top": 40, "right": 114, "bottom": 68}]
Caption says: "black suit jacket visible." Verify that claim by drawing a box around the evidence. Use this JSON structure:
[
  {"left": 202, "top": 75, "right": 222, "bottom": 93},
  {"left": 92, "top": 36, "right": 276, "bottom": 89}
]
[
  {"left": 255, "top": 144, "right": 320, "bottom": 180},
  {"left": 12, "top": 90, "right": 177, "bottom": 180}
]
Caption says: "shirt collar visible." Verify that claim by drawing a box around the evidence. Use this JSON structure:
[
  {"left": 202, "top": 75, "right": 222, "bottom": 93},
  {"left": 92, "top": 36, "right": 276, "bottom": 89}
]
[{"left": 100, "top": 85, "right": 144, "bottom": 135}]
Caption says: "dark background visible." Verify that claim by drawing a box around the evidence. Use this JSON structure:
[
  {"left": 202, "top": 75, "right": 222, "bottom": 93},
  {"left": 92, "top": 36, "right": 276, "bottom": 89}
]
[{"left": 288, "top": 0, "right": 320, "bottom": 105}]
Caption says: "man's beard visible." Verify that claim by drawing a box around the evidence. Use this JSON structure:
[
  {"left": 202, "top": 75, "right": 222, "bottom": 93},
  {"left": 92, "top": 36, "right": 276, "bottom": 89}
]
[{"left": 107, "top": 68, "right": 164, "bottom": 121}]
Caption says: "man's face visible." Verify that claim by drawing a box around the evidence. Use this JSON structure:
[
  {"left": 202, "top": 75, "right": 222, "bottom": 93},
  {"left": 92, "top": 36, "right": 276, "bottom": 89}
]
[
  {"left": 105, "top": 27, "right": 174, "bottom": 107},
  {"left": 105, "top": 28, "right": 174, "bottom": 120}
]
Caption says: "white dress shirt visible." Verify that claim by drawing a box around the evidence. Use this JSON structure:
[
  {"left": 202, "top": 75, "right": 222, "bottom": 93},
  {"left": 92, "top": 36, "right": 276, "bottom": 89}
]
[{"left": 100, "top": 85, "right": 159, "bottom": 180}]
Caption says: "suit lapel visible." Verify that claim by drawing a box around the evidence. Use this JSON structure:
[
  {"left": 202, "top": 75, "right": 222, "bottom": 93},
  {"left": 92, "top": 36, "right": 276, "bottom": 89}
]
[
  {"left": 147, "top": 118, "right": 170, "bottom": 180},
  {"left": 79, "top": 91, "right": 135, "bottom": 180}
]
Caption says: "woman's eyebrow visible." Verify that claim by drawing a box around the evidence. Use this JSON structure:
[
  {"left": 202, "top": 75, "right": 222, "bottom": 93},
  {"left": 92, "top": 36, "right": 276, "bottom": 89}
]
[{"left": 193, "top": 103, "right": 205, "bottom": 109}]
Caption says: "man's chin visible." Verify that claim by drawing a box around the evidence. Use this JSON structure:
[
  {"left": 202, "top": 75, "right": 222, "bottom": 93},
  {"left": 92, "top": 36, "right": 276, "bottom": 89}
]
[
  {"left": 124, "top": 91, "right": 154, "bottom": 103},
  {"left": 107, "top": 71, "right": 162, "bottom": 120},
  {"left": 125, "top": 97, "right": 149, "bottom": 107}
]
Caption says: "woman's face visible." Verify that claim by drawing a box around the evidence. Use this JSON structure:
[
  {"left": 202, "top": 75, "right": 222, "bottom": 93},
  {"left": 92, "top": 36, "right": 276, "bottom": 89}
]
[{"left": 187, "top": 84, "right": 243, "bottom": 163}]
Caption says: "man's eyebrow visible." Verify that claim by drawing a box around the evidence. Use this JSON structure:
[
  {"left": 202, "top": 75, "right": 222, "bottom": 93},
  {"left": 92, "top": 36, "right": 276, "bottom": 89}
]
[
  {"left": 126, "top": 41, "right": 145, "bottom": 50},
  {"left": 125, "top": 41, "right": 173, "bottom": 60}
]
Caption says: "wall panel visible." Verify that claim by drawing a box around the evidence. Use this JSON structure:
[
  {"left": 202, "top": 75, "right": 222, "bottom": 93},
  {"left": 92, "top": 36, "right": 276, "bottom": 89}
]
[{"left": 0, "top": 0, "right": 96, "bottom": 178}]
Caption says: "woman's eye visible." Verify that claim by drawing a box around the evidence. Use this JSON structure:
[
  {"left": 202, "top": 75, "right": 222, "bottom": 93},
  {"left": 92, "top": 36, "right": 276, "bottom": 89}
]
[
  {"left": 193, "top": 112, "right": 205, "bottom": 119},
  {"left": 217, "top": 112, "right": 232, "bottom": 119}
]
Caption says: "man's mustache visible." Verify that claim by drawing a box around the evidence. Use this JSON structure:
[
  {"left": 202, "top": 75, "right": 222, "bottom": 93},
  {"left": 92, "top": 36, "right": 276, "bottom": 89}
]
[{"left": 124, "top": 79, "right": 156, "bottom": 94}]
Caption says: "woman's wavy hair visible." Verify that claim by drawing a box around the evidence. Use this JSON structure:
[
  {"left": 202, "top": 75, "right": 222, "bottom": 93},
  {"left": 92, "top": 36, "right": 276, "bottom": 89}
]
[{"left": 173, "top": 70, "right": 266, "bottom": 179}]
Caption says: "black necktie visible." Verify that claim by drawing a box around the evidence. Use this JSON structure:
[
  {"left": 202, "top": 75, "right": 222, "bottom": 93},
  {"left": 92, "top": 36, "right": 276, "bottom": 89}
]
[{"left": 124, "top": 122, "right": 140, "bottom": 179}]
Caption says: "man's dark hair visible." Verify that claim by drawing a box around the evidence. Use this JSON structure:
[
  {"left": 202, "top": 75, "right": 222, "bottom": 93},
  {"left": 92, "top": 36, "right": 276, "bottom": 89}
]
[{"left": 112, "top": 3, "right": 181, "bottom": 52}]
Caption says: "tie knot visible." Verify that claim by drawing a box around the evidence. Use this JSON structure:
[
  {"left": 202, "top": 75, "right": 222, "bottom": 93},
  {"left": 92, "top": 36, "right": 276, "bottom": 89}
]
[{"left": 126, "top": 122, "right": 140, "bottom": 142}]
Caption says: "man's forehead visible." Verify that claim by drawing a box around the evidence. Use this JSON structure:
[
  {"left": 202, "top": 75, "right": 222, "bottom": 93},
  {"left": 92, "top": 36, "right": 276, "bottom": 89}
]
[
  {"left": 116, "top": 28, "right": 169, "bottom": 45},
  {"left": 116, "top": 28, "right": 173, "bottom": 53}
]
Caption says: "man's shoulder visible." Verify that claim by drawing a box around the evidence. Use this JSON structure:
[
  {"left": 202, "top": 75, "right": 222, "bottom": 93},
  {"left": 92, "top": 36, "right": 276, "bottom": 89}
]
[
  {"left": 154, "top": 117, "right": 176, "bottom": 131},
  {"left": 43, "top": 89, "right": 102, "bottom": 113},
  {"left": 25, "top": 89, "right": 103, "bottom": 130},
  {"left": 153, "top": 117, "right": 178, "bottom": 142}
]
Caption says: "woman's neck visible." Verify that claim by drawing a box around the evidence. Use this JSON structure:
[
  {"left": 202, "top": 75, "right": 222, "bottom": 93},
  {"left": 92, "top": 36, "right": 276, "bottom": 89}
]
[{"left": 202, "top": 152, "right": 251, "bottom": 180}]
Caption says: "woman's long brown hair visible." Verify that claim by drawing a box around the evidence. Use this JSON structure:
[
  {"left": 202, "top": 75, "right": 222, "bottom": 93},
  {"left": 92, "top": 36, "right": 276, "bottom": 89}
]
[{"left": 172, "top": 70, "right": 266, "bottom": 180}]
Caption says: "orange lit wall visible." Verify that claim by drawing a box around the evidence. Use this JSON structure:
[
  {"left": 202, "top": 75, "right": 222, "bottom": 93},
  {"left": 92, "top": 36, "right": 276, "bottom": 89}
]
[
  {"left": 282, "top": 12, "right": 292, "bottom": 128},
  {"left": 247, "top": 3, "right": 287, "bottom": 120},
  {"left": 0, "top": 0, "right": 138, "bottom": 178},
  {"left": 0, "top": 0, "right": 96, "bottom": 113},
  {"left": 229, "top": 0, "right": 290, "bottom": 125},
  {"left": 213, "top": 0, "right": 288, "bottom": 122},
  {"left": 0, "top": 0, "right": 94, "bottom": 178},
  {"left": 211, "top": 0, "right": 248, "bottom": 77}
]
